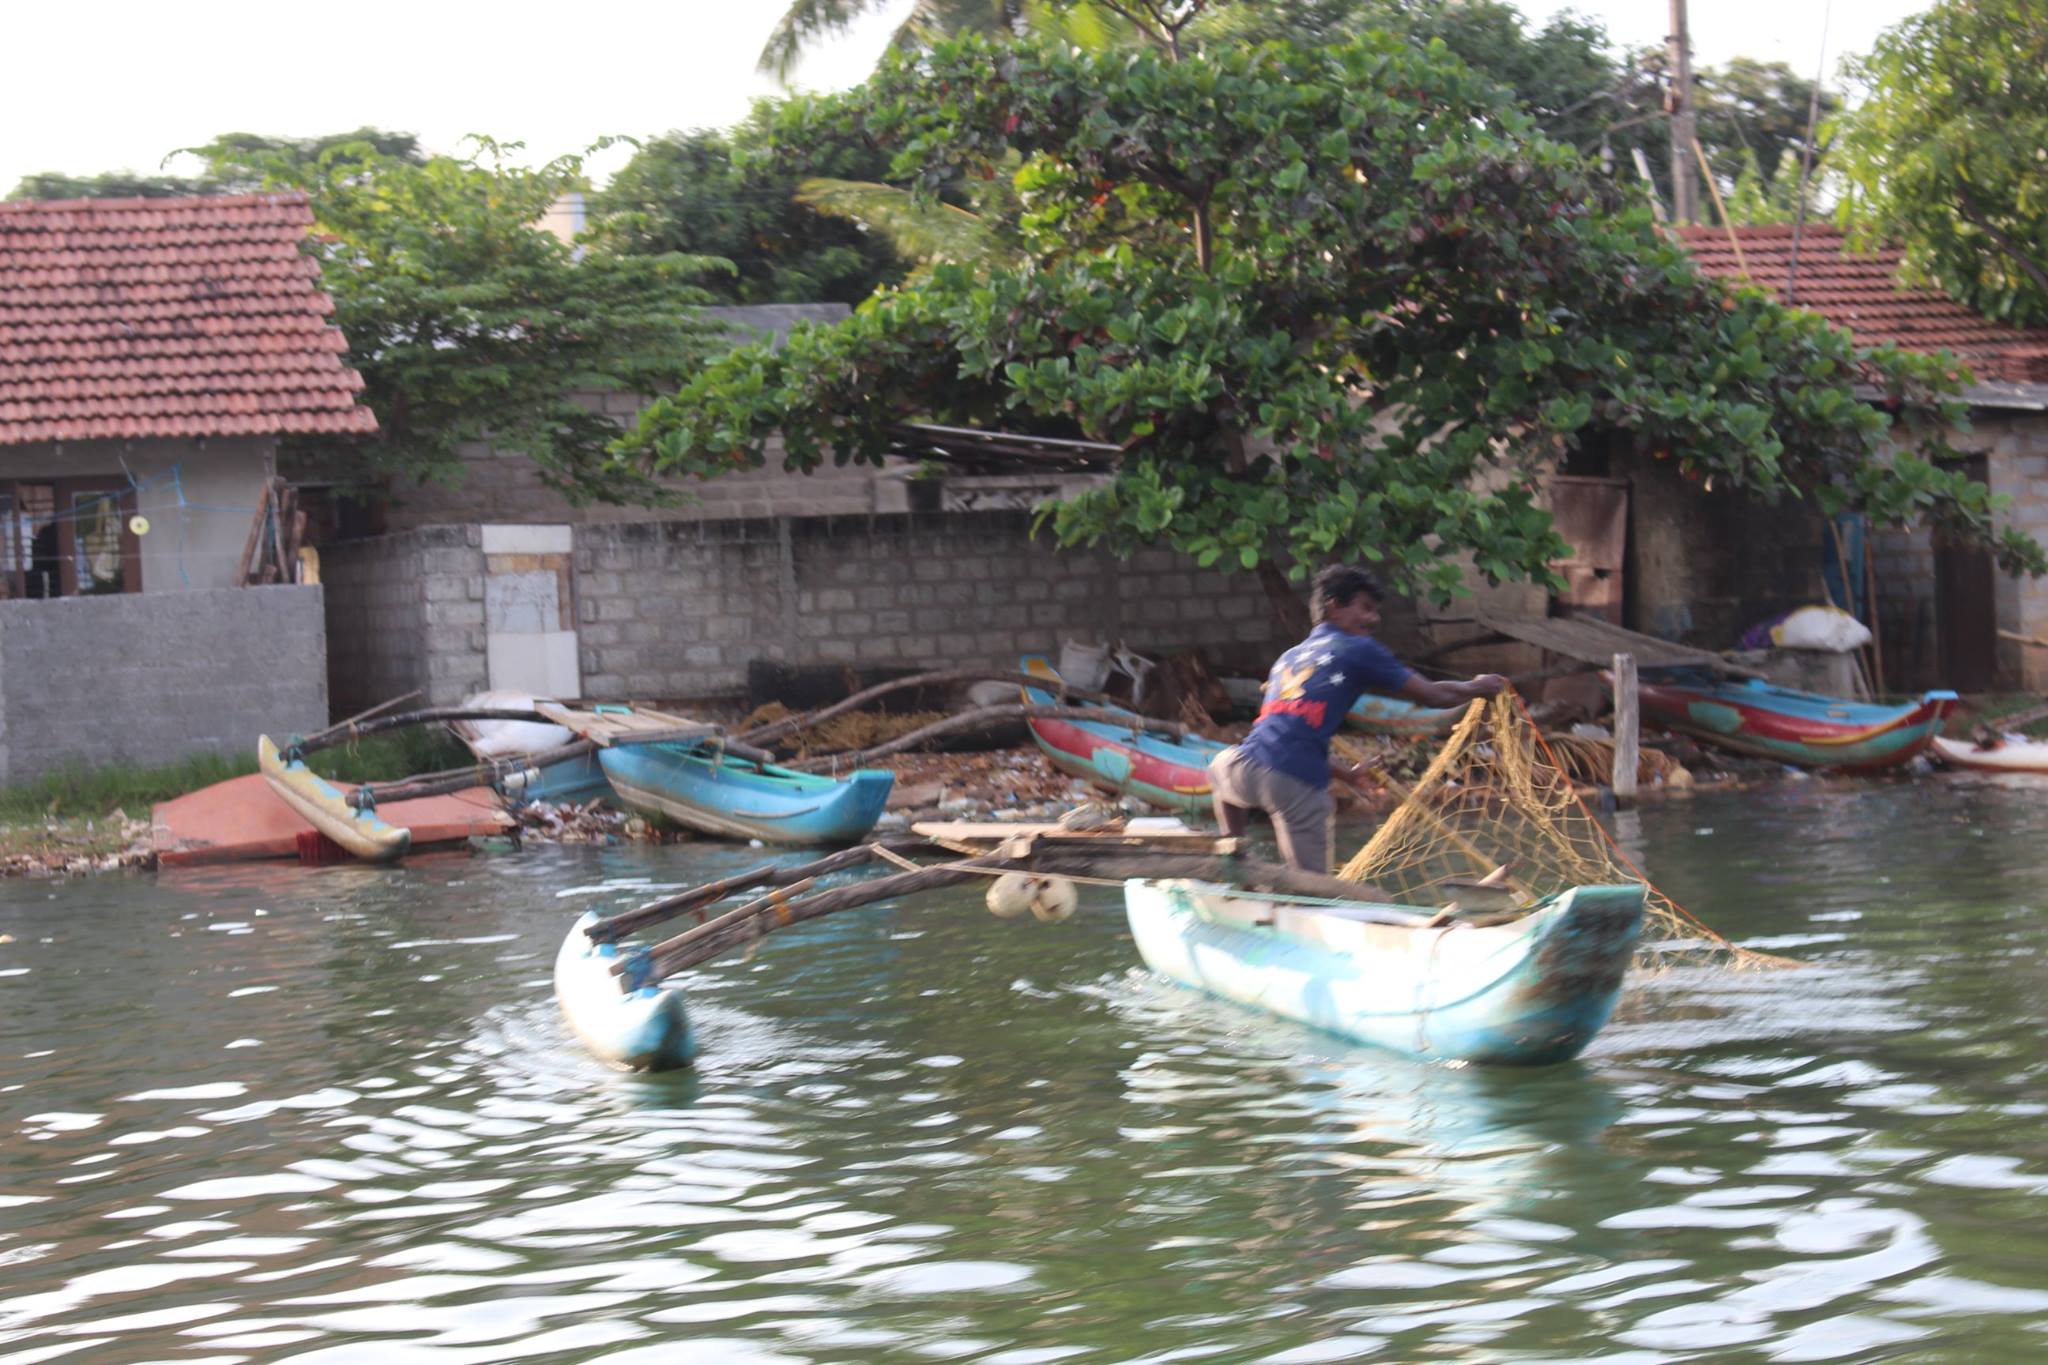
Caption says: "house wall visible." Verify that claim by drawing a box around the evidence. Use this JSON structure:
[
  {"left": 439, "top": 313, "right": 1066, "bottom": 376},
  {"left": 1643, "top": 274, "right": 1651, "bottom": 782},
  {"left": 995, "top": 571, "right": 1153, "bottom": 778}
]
[
  {"left": 321, "top": 526, "right": 488, "bottom": 716},
  {"left": 0, "top": 584, "right": 326, "bottom": 787},
  {"left": 320, "top": 513, "right": 1299, "bottom": 711},
  {"left": 0, "top": 436, "right": 274, "bottom": 592},
  {"left": 1872, "top": 412, "right": 2048, "bottom": 692}
]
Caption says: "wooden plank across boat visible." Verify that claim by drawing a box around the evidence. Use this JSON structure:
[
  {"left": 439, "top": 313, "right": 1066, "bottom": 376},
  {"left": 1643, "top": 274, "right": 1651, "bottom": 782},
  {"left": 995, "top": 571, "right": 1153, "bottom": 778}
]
[
  {"left": 256, "top": 734, "right": 411, "bottom": 863},
  {"left": 1124, "top": 878, "right": 1646, "bottom": 1065},
  {"left": 1622, "top": 668, "right": 1959, "bottom": 771},
  {"left": 1020, "top": 654, "right": 1226, "bottom": 814}
]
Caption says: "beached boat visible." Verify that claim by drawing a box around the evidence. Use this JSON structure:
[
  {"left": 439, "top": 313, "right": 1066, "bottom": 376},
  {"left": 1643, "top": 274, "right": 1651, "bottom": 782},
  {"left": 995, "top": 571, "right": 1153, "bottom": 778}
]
[
  {"left": 1625, "top": 669, "right": 1959, "bottom": 771},
  {"left": 599, "top": 743, "right": 894, "bottom": 845},
  {"left": 554, "top": 911, "right": 695, "bottom": 1070},
  {"left": 256, "top": 734, "right": 412, "bottom": 863},
  {"left": 1123, "top": 879, "right": 1646, "bottom": 1065},
  {"left": 1346, "top": 693, "right": 1463, "bottom": 737},
  {"left": 1021, "top": 655, "right": 1228, "bottom": 815},
  {"left": 449, "top": 690, "right": 615, "bottom": 805},
  {"left": 1931, "top": 735, "right": 2048, "bottom": 774}
]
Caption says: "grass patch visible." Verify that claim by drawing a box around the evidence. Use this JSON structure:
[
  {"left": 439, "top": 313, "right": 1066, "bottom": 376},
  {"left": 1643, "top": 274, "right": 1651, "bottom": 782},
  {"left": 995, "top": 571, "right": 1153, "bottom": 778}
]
[{"left": 0, "top": 729, "right": 473, "bottom": 823}]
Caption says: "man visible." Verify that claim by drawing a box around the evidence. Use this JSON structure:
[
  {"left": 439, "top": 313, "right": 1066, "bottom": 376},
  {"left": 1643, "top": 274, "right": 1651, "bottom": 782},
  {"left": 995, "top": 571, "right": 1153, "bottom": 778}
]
[{"left": 1209, "top": 564, "right": 1507, "bottom": 873}]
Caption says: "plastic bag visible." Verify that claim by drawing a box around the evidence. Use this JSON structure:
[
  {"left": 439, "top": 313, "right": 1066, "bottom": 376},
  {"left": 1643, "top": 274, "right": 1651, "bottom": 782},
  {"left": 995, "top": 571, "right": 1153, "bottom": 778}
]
[{"left": 1770, "top": 605, "right": 1872, "bottom": 653}]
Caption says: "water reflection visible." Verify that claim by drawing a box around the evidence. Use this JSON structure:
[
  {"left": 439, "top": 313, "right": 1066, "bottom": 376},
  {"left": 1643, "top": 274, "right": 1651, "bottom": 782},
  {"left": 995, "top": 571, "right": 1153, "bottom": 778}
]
[{"left": 7, "top": 785, "right": 2048, "bottom": 1358}]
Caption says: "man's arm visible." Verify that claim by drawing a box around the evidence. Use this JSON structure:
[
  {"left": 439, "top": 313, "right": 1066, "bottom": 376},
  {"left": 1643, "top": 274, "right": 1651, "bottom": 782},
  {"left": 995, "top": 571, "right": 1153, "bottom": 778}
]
[{"left": 1399, "top": 672, "right": 1509, "bottom": 709}]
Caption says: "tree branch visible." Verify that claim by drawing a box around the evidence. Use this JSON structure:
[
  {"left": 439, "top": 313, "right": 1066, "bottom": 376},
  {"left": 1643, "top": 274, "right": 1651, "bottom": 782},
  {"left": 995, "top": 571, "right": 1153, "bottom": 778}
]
[{"left": 1955, "top": 182, "right": 2048, "bottom": 302}]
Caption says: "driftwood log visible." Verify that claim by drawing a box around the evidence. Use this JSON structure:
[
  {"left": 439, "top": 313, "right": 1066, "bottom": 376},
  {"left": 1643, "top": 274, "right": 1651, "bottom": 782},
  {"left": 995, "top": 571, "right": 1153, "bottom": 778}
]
[
  {"left": 783, "top": 704, "right": 1196, "bottom": 772},
  {"left": 734, "top": 669, "right": 1132, "bottom": 747}
]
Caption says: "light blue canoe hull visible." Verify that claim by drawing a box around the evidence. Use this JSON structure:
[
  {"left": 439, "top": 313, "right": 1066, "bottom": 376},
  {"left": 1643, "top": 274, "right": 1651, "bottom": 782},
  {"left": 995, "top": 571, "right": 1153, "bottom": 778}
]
[
  {"left": 1124, "top": 880, "right": 1645, "bottom": 1066},
  {"left": 599, "top": 744, "right": 893, "bottom": 845},
  {"left": 555, "top": 910, "right": 695, "bottom": 1071},
  {"left": 1346, "top": 694, "right": 1464, "bottom": 736}
]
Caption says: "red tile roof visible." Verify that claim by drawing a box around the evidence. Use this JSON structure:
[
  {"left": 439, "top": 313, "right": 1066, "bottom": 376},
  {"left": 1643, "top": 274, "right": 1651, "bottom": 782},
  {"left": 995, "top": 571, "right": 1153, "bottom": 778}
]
[
  {"left": 0, "top": 193, "right": 379, "bottom": 445},
  {"left": 1676, "top": 224, "right": 2048, "bottom": 384}
]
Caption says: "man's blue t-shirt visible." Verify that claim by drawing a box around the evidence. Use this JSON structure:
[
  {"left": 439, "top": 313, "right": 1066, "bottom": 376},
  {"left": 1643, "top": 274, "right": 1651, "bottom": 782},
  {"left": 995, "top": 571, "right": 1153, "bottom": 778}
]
[{"left": 1235, "top": 623, "right": 1412, "bottom": 788}]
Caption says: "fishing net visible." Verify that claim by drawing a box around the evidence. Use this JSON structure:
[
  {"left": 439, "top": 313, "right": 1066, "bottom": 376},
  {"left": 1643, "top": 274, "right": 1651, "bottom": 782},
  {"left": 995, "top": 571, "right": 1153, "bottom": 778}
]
[{"left": 1336, "top": 691, "right": 1796, "bottom": 969}]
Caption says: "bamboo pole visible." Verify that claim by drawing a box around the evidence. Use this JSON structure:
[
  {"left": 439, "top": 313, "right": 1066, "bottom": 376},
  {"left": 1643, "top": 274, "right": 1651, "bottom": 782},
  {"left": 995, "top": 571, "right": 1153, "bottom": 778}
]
[
  {"left": 735, "top": 669, "right": 1133, "bottom": 746},
  {"left": 587, "top": 839, "right": 939, "bottom": 944},
  {"left": 625, "top": 842, "right": 1405, "bottom": 982},
  {"left": 351, "top": 738, "right": 599, "bottom": 806},
  {"left": 1612, "top": 653, "right": 1639, "bottom": 806},
  {"left": 302, "top": 690, "right": 425, "bottom": 751}
]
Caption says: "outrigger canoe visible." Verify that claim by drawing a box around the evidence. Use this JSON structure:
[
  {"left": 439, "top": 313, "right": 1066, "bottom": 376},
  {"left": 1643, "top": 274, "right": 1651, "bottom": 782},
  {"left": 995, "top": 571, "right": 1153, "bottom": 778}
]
[
  {"left": 555, "top": 911, "right": 695, "bottom": 1070},
  {"left": 1124, "top": 879, "right": 1646, "bottom": 1065},
  {"left": 1021, "top": 655, "right": 1227, "bottom": 815},
  {"left": 1624, "top": 669, "right": 1959, "bottom": 771},
  {"left": 599, "top": 742, "right": 893, "bottom": 845},
  {"left": 1931, "top": 735, "right": 2048, "bottom": 774},
  {"left": 256, "top": 734, "right": 411, "bottom": 863},
  {"left": 1346, "top": 693, "right": 1463, "bottom": 737}
]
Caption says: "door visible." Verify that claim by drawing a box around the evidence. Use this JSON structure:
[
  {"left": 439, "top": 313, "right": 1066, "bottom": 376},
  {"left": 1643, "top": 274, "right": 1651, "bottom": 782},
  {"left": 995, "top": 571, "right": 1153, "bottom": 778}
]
[
  {"left": 1934, "top": 455, "right": 1998, "bottom": 692},
  {"left": 1549, "top": 476, "right": 1629, "bottom": 624}
]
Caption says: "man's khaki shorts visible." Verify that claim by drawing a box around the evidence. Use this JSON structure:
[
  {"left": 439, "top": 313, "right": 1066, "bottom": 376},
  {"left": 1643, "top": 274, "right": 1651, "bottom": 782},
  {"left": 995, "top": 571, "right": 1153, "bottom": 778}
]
[{"left": 1207, "top": 745, "right": 1335, "bottom": 874}]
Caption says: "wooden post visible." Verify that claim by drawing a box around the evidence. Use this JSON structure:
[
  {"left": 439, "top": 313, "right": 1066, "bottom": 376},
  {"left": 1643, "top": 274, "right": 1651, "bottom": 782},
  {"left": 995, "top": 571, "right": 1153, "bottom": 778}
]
[{"left": 1612, "top": 652, "right": 1639, "bottom": 805}]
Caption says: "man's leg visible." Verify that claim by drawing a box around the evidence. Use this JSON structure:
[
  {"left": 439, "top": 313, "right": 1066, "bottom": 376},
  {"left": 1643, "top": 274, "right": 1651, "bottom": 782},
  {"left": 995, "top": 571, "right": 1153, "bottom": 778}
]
[
  {"left": 1267, "top": 782, "right": 1336, "bottom": 875},
  {"left": 1207, "top": 747, "right": 1255, "bottom": 837}
]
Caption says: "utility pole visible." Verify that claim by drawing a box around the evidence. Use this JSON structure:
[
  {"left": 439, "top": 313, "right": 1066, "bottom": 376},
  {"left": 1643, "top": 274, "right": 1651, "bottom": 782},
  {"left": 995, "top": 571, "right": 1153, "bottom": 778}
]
[{"left": 1668, "top": 0, "right": 1698, "bottom": 224}]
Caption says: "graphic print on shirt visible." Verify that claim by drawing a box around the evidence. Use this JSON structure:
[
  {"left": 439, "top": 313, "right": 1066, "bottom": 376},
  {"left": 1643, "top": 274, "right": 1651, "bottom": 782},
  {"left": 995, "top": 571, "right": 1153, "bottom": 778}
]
[{"left": 1237, "top": 623, "right": 1414, "bottom": 788}]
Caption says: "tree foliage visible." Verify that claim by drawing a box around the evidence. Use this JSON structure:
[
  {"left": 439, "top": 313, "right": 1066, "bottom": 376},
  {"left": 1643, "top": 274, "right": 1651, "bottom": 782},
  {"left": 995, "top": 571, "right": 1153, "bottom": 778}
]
[
  {"left": 588, "top": 110, "right": 906, "bottom": 305},
  {"left": 6, "top": 129, "right": 425, "bottom": 201},
  {"left": 616, "top": 36, "right": 2046, "bottom": 599},
  {"left": 190, "top": 136, "right": 727, "bottom": 502},
  {"left": 1833, "top": 0, "right": 2048, "bottom": 326}
]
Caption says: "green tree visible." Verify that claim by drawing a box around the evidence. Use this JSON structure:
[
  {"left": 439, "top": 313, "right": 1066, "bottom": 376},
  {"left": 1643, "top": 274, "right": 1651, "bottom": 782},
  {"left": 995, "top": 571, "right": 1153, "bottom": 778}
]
[
  {"left": 1833, "top": 0, "right": 2048, "bottom": 326},
  {"left": 616, "top": 36, "right": 2045, "bottom": 621},
  {"left": 191, "top": 135, "right": 728, "bottom": 503},
  {"left": 588, "top": 110, "right": 906, "bottom": 305},
  {"left": 7, "top": 129, "right": 425, "bottom": 201}
]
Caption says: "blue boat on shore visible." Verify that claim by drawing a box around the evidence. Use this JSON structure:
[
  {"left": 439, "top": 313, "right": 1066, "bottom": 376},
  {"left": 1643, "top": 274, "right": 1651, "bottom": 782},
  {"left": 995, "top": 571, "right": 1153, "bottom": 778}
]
[
  {"left": 1123, "top": 879, "right": 1646, "bottom": 1065},
  {"left": 598, "top": 743, "right": 894, "bottom": 845}
]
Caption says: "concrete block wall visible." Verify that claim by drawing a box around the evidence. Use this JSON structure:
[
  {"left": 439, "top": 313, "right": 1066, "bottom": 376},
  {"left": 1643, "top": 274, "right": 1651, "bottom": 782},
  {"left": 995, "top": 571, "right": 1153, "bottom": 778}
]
[
  {"left": 322, "top": 526, "right": 488, "bottom": 713},
  {"left": 571, "top": 513, "right": 1296, "bottom": 701},
  {"left": 0, "top": 585, "right": 326, "bottom": 786}
]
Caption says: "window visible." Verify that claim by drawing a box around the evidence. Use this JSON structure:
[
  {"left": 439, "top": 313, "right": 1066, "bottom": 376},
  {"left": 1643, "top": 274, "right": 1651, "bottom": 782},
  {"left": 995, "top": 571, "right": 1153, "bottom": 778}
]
[{"left": 2, "top": 480, "right": 139, "bottom": 598}]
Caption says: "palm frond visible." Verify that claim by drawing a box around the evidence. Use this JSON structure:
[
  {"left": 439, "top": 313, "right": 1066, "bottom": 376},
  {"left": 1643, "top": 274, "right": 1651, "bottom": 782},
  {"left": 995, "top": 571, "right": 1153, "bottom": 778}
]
[{"left": 796, "top": 177, "right": 1004, "bottom": 267}]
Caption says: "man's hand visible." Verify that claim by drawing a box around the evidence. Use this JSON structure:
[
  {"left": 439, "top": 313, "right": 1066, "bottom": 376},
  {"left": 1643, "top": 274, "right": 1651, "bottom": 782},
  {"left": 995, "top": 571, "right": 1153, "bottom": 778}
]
[{"left": 1469, "top": 673, "right": 1509, "bottom": 698}]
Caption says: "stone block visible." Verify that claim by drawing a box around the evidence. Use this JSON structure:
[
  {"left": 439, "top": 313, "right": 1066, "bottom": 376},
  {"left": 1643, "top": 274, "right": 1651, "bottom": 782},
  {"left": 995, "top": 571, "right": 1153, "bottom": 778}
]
[{"left": 834, "top": 612, "right": 874, "bottom": 635}]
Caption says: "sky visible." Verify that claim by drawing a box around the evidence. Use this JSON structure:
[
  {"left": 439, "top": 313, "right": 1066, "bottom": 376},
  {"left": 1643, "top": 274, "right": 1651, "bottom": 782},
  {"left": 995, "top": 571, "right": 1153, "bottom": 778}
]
[{"left": 1, "top": 0, "right": 1934, "bottom": 197}]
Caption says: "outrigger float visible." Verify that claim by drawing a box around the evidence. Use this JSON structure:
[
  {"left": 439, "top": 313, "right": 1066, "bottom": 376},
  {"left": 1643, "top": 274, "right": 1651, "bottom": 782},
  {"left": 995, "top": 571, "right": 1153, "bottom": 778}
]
[{"left": 554, "top": 820, "right": 1646, "bottom": 1072}]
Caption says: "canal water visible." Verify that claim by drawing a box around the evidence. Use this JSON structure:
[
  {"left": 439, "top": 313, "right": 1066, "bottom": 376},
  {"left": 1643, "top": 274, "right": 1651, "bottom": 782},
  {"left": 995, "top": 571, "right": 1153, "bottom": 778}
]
[{"left": 6, "top": 778, "right": 2048, "bottom": 1362}]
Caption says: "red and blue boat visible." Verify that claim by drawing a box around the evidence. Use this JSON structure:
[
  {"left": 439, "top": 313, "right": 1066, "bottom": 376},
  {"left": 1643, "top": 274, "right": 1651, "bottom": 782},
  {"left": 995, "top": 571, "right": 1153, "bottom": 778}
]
[
  {"left": 1625, "top": 668, "right": 1959, "bottom": 771},
  {"left": 1021, "top": 655, "right": 1226, "bottom": 814}
]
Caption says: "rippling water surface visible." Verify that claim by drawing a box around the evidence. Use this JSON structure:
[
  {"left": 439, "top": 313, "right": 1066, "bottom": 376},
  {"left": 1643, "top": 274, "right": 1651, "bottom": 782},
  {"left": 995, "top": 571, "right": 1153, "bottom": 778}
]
[{"left": 8, "top": 778, "right": 2048, "bottom": 1361}]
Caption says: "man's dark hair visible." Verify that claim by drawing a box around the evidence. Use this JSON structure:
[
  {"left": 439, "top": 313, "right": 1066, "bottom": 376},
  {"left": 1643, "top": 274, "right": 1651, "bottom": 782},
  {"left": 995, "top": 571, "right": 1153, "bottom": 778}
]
[{"left": 1310, "top": 564, "right": 1384, "bottom": 623}]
